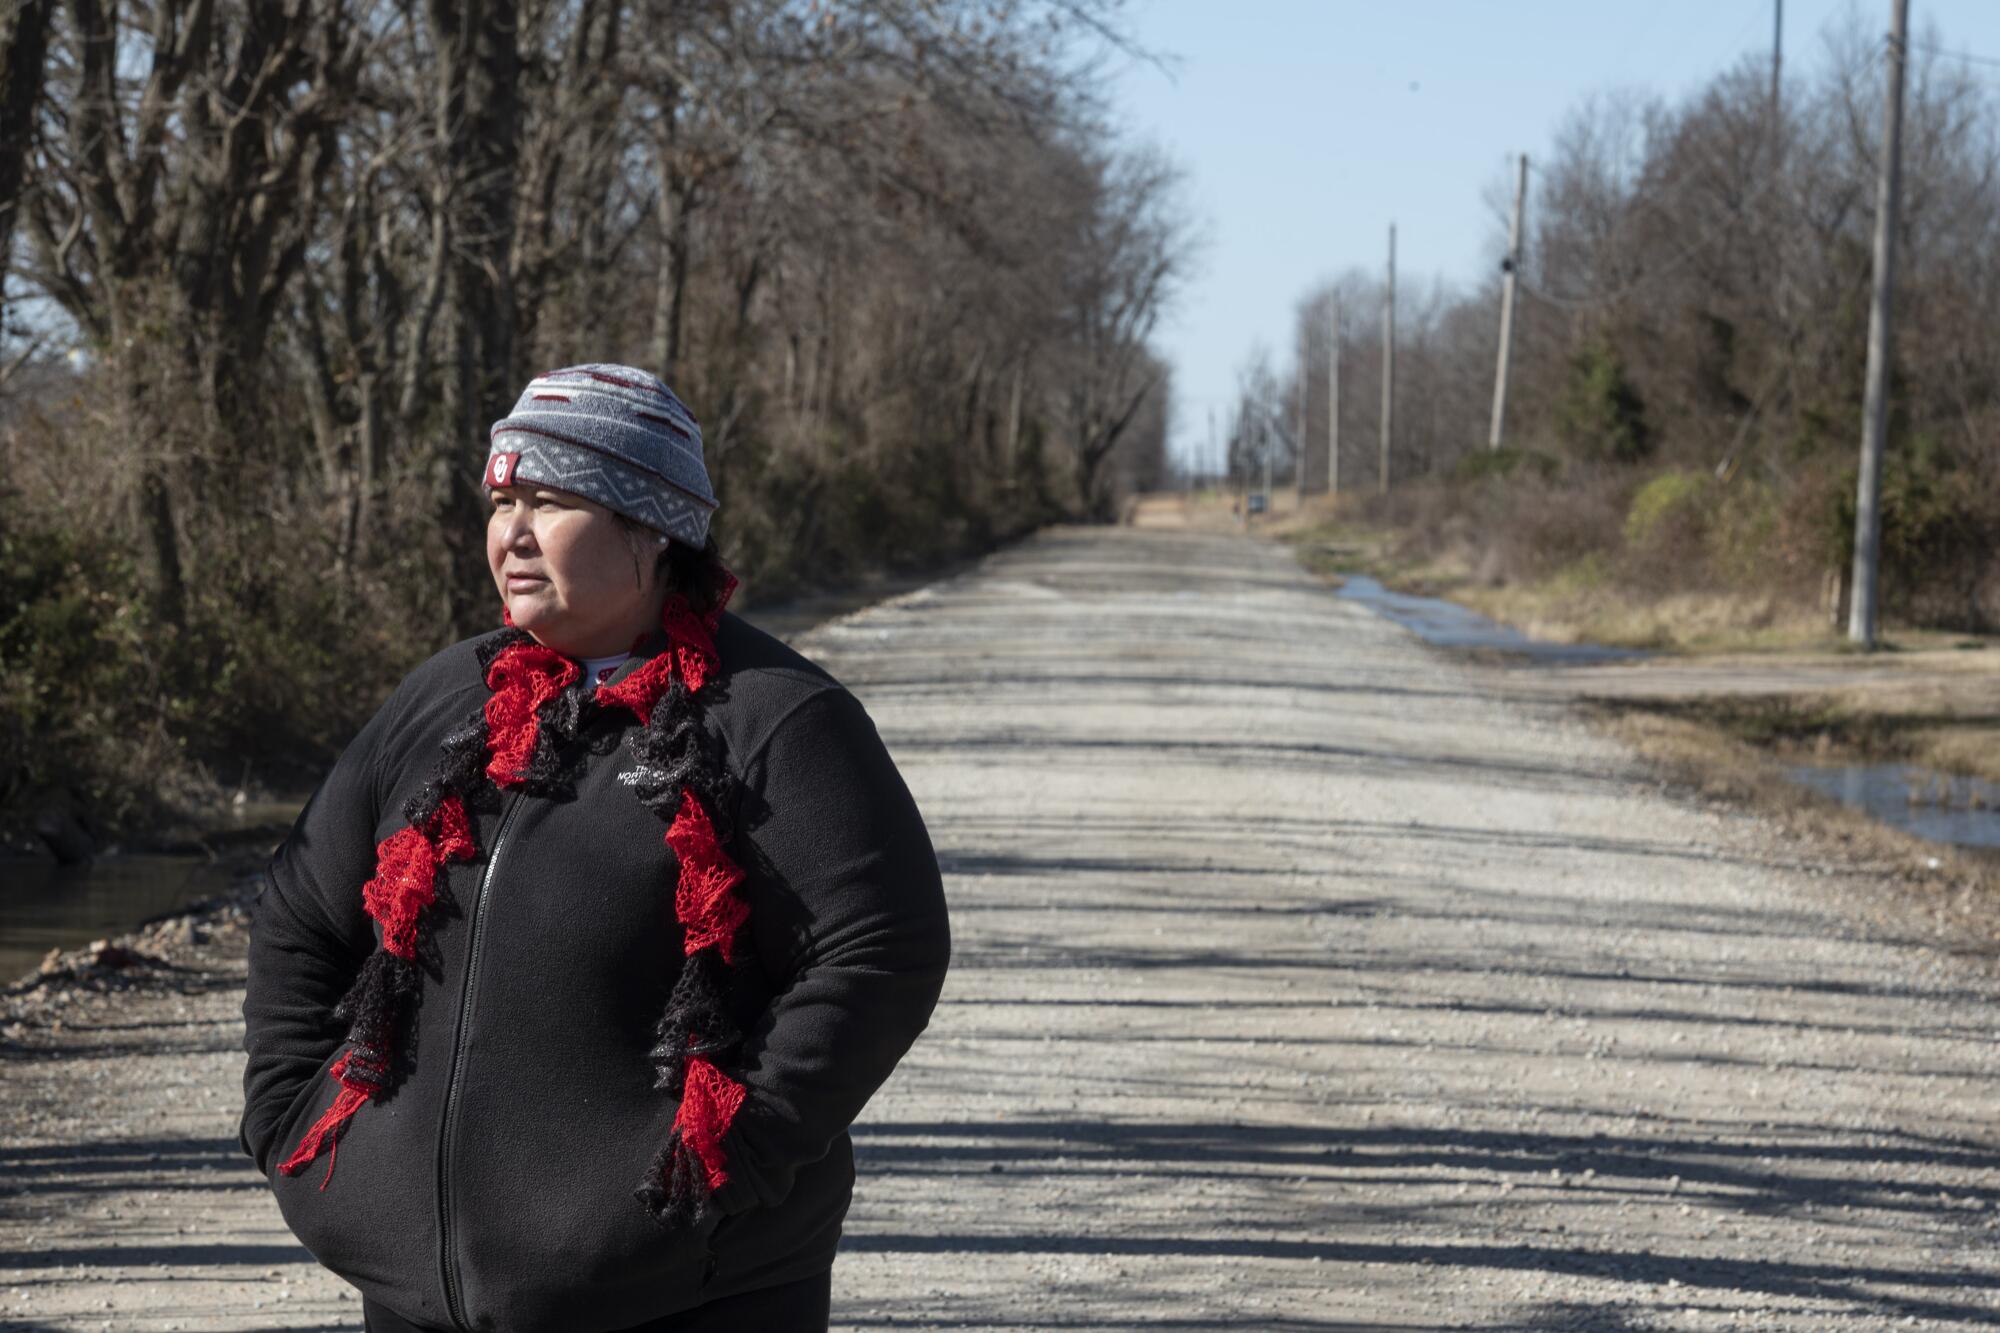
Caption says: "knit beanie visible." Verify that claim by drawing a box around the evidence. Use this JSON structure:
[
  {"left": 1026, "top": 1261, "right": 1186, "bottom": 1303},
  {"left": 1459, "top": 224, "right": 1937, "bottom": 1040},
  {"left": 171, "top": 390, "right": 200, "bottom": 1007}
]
[{"left": 484, "top": 364, "right": 717, "bottom": 547}]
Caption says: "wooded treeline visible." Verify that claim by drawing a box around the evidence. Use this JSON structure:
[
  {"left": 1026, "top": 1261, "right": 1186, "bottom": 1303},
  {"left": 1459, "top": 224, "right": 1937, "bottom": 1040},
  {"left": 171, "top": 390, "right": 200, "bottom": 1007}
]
[
  {"left": 1233, "top": 22, "right": 1999, "bottom": 634},
  {"left": 0, "top": 0, "right": 1188, "bottom": 843}
]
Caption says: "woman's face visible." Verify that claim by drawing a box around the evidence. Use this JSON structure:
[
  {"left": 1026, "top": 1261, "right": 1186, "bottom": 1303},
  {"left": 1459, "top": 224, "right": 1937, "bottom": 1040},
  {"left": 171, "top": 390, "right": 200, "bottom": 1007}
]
[{"left": 486, "top": 483, "right": 663, "bottom": 657}]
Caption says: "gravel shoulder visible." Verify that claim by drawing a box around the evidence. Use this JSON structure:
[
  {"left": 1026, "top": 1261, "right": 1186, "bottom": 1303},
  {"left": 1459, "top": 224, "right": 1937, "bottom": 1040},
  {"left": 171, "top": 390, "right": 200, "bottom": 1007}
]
[{"left": 5, "top": 526, "right": 1999, "bottom": 1331}]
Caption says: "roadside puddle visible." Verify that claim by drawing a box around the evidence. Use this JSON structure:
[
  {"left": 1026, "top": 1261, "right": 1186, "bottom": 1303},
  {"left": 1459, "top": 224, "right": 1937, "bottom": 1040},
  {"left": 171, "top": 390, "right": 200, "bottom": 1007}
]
[
  {"left": 1335, "top": 573, "right": 1648, "bottom": 666},
  {"left": 1331, "top": 571, "right": 2000, "bottom": 857},
  {"left": 1783, "top": 762, "right": 2000, "bottom": 851}
]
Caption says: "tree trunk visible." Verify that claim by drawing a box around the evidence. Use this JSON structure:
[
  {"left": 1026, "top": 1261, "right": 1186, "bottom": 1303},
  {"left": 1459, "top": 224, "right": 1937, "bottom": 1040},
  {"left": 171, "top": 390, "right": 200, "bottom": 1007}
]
[
  {"left": 120, "top": 364, "right": 186, "bottom": 628},
  {"left": 429, "top": 0, "right": 523, "bottom": 630},
  {"left": 0, "top": 0, "right": 53, "bottom": 352},
  {"left": 1004, "top": 362, "right": 1024, "bottom": 475},
  {"left": 651, "top": 175, "right": 693, "bottom": 384}
]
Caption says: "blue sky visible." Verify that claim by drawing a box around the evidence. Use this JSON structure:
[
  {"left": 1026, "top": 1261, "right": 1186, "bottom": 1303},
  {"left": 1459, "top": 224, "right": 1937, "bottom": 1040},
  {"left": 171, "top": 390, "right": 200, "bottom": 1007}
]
[{"left": 1104, "top": 1, "right": 2000, "bottom": 468}]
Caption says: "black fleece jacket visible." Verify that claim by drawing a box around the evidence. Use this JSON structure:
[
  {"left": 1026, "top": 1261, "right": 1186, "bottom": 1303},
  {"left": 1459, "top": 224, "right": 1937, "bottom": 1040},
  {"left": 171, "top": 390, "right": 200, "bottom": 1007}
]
[{"left": 237, "top": 612, "right": 949, "bottom": 1332}]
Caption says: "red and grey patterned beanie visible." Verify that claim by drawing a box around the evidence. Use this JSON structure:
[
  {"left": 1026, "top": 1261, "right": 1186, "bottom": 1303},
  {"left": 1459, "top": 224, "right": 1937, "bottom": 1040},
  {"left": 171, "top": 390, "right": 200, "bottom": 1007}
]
[{"left": 484, "top": 363, "right": 718, "bottom": 547}]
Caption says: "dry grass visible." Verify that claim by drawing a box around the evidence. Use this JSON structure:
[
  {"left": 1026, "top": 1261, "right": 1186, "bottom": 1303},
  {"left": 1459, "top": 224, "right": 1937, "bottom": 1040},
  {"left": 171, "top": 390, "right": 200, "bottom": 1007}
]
[
  {"left": 1284, "top": 508, "right": 1841, "bottom": 653},
  {"left": 1591, "top": 702, "right": 2000, "bottom": 946},
  {"left": 1131, "top": 488, "right": 2000, "bottom": 942},
  {"left": 1615, "top": 686, "right": 2000, "bottom": 787},
  {"left": 1455, "top": 584, "right": 1827, "bottom": 651},
  {"left": 1131, "top": 487, "right": 2000, "bottom": 945},
  {"left": 1263, "top": 492, "right": 2000, "bottom": 782}
]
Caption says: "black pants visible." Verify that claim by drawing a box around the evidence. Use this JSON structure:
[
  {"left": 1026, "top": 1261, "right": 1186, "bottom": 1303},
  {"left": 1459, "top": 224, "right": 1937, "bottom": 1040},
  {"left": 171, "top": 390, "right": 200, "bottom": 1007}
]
[{"left": 360, "top": 1269, "right": 832, "bottom": 1333}]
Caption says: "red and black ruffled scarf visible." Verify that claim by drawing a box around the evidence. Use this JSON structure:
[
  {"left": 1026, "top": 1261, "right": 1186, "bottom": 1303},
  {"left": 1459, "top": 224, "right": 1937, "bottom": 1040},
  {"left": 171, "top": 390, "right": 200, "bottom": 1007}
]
[{"left": 278, "top": 567, "right": 750, "bottom": 1234}]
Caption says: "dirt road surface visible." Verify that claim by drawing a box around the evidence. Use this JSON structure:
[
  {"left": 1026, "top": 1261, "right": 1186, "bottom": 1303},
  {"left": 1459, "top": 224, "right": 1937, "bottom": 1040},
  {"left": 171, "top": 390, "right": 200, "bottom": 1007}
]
[{"left": 5, "top": 527, "right": 1999, "bottom": 1331}]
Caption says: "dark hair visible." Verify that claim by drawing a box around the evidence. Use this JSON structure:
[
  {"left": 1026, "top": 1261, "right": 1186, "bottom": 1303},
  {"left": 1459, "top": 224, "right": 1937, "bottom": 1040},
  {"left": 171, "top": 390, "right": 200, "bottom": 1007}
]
[
  {"left": 619, "top": 516, "right": 730, "bottom": 619},
  {"left": 664, "top": 533, "right": 731, "bottom": 618}
]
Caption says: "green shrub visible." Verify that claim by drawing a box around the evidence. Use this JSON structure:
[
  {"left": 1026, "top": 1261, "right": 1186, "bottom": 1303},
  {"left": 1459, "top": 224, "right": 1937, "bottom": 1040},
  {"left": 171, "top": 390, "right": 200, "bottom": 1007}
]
[
  {"left": 1706, "top": 478, "right": 1781, "bottom": 586},
  {"left": 1551, "top": 551, "right": 1613, "bottom": 591},
  {"left": 0, "top": 519, "right": 156, "bottom": 821},
  {"left": 1452, "top": 446, "right": 1561, "bottom": 485},
  {"left": 1819, "top": 433, "right": 2000, "bottom": 628},
  {"left": 0, "top": 496, "right": 405, "bottom": 833},
  {"left": 1557, "top": 340, "right": 1653, "bottom": 464},
  {"left": 1624, "top": 470, "right": 1712, "bottom": 551}
]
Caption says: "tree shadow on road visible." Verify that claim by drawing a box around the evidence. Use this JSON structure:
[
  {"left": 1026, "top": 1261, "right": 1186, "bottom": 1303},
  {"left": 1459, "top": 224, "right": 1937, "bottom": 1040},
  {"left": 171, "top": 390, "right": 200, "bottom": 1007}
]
[
  {"left": 848, "top": 1116, "right": 2000, "bottom": 1327},
  {"left": 0, "top": 1136, "right": 305, "bottom": 1274}
]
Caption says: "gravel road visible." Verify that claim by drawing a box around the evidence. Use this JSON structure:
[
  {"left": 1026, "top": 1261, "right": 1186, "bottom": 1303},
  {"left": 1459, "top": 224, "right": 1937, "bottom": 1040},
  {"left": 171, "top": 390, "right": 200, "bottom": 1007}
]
[{"left": 5, "top": 526, "right": 1999, "bottom": 1331}]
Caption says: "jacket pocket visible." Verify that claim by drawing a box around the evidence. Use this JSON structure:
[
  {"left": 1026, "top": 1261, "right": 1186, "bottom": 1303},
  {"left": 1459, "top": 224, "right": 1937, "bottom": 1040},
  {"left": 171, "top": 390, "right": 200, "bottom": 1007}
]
[
  {"left": 248, "top": 1044, "right": 346, "bottom": 1178},
  {"left": 267, "top": 1054, "right": 447, "bottom": 1324}
]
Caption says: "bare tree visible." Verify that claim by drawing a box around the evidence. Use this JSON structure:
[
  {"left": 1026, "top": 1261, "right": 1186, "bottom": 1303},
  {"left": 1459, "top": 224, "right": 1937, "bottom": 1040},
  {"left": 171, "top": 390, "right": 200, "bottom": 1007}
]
[
  {"left": 0, "top": 0, "right": 54, "bottom": 381},
  {"left": 1053, "top": 144, "right": 1192, "bottom": 518}
]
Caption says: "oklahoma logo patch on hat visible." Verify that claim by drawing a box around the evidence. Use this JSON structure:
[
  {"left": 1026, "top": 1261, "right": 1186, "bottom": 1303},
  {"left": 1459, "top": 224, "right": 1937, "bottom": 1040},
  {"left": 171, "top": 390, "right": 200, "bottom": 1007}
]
[{"left": 487, "top": 452, "right": 521, "bottom": 487}]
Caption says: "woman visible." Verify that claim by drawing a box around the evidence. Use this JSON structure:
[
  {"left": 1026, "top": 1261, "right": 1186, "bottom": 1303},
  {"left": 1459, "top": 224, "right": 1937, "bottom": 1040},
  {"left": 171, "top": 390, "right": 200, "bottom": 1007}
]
[{"left": 237, "top": 364, "right": 951, "bottom": 1333}]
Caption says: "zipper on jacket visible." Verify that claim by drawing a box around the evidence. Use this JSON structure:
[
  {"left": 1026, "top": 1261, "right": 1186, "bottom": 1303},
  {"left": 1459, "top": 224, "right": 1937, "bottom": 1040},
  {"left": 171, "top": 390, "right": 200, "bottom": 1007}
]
[{"left": 436, "top": 790, "right": 523, "bottom": 1332}]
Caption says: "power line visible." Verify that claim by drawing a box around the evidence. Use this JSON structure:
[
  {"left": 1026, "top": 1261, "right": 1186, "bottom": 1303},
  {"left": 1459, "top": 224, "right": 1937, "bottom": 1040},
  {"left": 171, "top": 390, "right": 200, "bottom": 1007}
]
[{"left": 1909, "top": 40, "right": 2000, "bottom": 71}]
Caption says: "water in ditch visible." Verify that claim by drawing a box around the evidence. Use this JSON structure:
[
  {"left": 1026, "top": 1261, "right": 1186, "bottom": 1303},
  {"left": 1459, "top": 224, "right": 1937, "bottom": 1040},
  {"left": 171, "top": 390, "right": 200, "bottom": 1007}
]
[
  {"left": 1782, "top": 762, "right": 2000, "bottom": 851},
  {"left": 1332, "top": 573, "right": 1999, "bottom": 855},
  {"left": 1335, "top": 574, "right": 1649, "bottom": 666}
]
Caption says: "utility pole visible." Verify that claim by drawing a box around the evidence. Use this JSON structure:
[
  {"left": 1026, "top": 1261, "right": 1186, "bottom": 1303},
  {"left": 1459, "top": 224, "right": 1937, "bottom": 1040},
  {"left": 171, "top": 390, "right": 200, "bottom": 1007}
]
[
  {"left": 1380, "top": 223, "right": 1395, "bottom": 495},
  {"left": 1261, "top": 412, "right": 1273, "bottom": 517},
  {"left": 1488, "top": 154, "right": 1528, "bottom": 451},
  {"left": 1294, "top": 320, "right": 1309, "bottom": 499},
  {"left": 1233, "top": 409, "right": 1249, "bottom": 532},
  {"left": 1207, "top": 407, "right": 1217, "bottom": 495},
  {"left": 1849, "top": 0, "right": 1908, "bottom": 649},
  {"left": 1328, "top": 296, "right": 1341, "bottom": 498}
]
